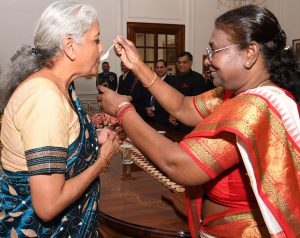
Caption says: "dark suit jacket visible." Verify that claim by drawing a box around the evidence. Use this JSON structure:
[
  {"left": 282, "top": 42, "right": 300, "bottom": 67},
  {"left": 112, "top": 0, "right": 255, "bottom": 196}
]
[
  {"left": 117, "top": 71, "right": 136, "bottom": 95},
  {"left": 96, "top": 71, "right": 118, "bottom": 91},
  {"left": 150, "top": 75, "right": 175, "bottom": 125},
  {"left": 172, "top": 70, "right": 215, "bottom": 133},
  {"left": 131, "top": 80, "right": 151, "bottom": 120},
  {"left": 174, "top": 70, "right": 214, "bottom": 96},
  {"left": 118, "top": 70, "right": 151, "bottom": 120}
]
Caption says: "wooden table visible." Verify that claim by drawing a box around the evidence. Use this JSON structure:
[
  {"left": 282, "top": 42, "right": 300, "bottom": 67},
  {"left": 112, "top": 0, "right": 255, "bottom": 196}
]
[
  {"left": 98, "top": 155, "right": 190, "bottom": 238},
  {"left": 147, "top": 121, "right": 185, "bottom": 142}
]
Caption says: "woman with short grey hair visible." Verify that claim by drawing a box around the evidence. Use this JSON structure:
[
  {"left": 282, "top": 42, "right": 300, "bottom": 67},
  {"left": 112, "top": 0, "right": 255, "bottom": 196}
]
[{"left": 0, "top": 1, "right": 120, "bottom": 237}]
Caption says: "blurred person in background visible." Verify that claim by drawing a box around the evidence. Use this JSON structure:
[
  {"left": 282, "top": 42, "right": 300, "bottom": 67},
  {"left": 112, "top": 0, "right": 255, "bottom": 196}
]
[{"left": 96, "top": 61, "right": 118, "bottom": 91}]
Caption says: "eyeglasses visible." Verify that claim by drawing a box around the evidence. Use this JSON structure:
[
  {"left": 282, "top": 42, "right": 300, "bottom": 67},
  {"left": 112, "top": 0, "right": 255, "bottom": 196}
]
[{"left": 206, "top": 44, "right": 240, "bottom": 61}]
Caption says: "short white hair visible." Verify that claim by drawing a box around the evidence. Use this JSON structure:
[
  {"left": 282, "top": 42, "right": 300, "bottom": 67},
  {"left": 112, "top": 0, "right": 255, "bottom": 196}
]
[
  {"left": 0, "top": 1, "right": 99, "bottom": 110},
  {"left": 34, "top": 0, "right": 98, "bottom": 53}
]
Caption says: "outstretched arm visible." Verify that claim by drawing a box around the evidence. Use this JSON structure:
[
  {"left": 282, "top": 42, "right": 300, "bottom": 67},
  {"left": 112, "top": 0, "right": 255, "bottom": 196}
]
[
  {"left": 113, "top": 36, "right": 202, "bottom": 127},
  {"left": 98, "top": 86, "right": 211, "bottom": 186}
]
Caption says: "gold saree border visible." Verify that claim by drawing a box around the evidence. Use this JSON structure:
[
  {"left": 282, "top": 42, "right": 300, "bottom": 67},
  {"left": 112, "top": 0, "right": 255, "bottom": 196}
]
[
  {"left": 201, "top": 209, "right": 270, "bottom": 238},
  {"left": 189, "top": 93, "right": 300, "bottom": 236},
  {"left": 194, "top": 87, "right": 225, "bottom": 118}
]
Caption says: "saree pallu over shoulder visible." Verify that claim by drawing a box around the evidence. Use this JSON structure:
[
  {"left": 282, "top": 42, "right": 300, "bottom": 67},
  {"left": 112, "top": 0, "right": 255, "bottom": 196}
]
[
  {"left": 193, "top": 87, "right": 234, "bottom": 119},
  {"left": 184, "top": 86, "right": 300, "bottom": 237}
]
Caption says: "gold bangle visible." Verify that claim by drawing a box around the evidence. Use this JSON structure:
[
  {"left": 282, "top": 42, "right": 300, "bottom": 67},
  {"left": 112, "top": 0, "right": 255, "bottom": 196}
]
[
  {"left": 143, "top": 72, "right": 158, "bottom": 88},
  {"left": 99, "top": 155, "right": 110, "bottom": 167}
]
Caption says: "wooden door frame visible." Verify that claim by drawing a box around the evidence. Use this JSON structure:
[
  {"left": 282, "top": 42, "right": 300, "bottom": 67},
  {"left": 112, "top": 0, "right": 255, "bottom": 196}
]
[{"left": 127, "top": 22, "right": 185, "bottom": 59}]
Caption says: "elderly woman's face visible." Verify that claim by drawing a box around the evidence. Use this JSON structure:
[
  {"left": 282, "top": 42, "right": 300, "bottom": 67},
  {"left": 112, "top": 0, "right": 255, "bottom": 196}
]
[
  {"left": 205, "top": 28, "right": 245, "bottom": 91},
  {"left": 75, "top": 20, "right": 103, "bottom": 77}
]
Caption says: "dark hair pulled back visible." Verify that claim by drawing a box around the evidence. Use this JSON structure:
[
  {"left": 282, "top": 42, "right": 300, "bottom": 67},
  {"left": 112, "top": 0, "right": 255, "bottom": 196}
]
[
  {"left": 0, "top": 45, "right": 55, "bottom": 110},
  {"left": 216, "top": 4, "right": 299, "bottom": 101}
]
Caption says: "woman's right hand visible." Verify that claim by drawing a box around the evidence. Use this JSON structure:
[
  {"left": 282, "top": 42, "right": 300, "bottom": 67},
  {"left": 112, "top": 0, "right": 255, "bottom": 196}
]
[{"left": 113, "top": 35, "right": 142, "bottom": 70}]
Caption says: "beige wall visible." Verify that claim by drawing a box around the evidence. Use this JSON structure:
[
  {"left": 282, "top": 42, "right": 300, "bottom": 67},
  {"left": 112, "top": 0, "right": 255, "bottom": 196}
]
[{"left": 0, "top": 0, "right": 299, "bottom": 102}]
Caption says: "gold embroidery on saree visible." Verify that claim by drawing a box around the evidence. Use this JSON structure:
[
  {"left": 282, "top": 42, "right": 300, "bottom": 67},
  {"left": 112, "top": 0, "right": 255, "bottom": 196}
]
[
  {"left": 193, "top": 93, "right": 300, "bottom": 234},
  {"left": 224, "top": 210, "right": 264, "bottom": 224},
  {"left": 184, "top": 138, "right": 223, "bottom": 175},
  {"left": 183, "top": 133, "right": 239, "bottom": 176},
  {"left": 203, "top": 210, "right": 270, "bottom": 238},
  {"left": 238, "top": 96, "right": 300, "bottom": 232},
  {"left": 28, "top": 163, "right": 66, "bottom": 171},
  {"left": 26, "top": 150, "right": 67, "bottom": 160},
  {"left": 25, "top": 148, "right": 67, "bottom": 174},
  {"left": 194, "top": 87, "right": 225, "bottom": 118}
]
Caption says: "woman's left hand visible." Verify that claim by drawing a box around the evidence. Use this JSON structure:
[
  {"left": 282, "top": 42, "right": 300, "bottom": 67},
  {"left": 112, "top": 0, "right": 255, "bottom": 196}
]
[
  {"left": 97, "top": 123, "right": 127, "bottom": 145},
  {"left": 97, "top": 85, "right": 131, "bottom": 116}
]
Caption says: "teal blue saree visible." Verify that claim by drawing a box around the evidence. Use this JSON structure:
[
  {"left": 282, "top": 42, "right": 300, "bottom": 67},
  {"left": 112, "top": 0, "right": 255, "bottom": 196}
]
[{"left": 0, "top": 84, "right": 100, "bottom": 237}]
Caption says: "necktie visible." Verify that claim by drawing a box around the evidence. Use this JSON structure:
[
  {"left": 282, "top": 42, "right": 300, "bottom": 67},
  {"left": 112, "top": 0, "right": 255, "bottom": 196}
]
[{"left": 150, "top": 96, "right": 156, "bottom": 108}]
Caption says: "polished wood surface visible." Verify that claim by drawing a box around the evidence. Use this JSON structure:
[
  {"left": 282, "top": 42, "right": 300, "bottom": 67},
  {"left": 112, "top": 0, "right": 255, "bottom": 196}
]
[
  {"left": 147, "top": 121, "right": 185, "bottom": 142},
  {"left": 99, "top": 155, "right": 191, "bottom": 238}
]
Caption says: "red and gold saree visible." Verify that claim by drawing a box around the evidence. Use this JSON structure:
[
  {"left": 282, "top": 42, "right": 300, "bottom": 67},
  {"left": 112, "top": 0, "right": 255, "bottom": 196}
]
[{"left": 180, "top": 86, "right": 300, "bottom": 238}]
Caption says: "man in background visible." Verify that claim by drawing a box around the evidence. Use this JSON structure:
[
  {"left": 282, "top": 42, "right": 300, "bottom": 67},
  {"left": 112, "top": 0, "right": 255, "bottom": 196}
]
[
  {"left": 96, "top": 61, "right": 117, "bottom": 91},
  {"left": 118, "top": 62, "right": 151, "bottom": 121},
  {"left": 169, "top": 51, "right": 214, "bottom": 133},
  {"left": 146, "top": 60, "right": 175, "bottom": 125},
  {"left": 117, "top": 62, "right": 135, "bottom": 95}
]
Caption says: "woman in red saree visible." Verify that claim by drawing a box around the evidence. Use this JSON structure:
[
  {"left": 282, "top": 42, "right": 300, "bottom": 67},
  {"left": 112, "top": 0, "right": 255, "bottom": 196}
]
[{"left": 99, "top": 5, "right": 300, "bottom": 238}]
